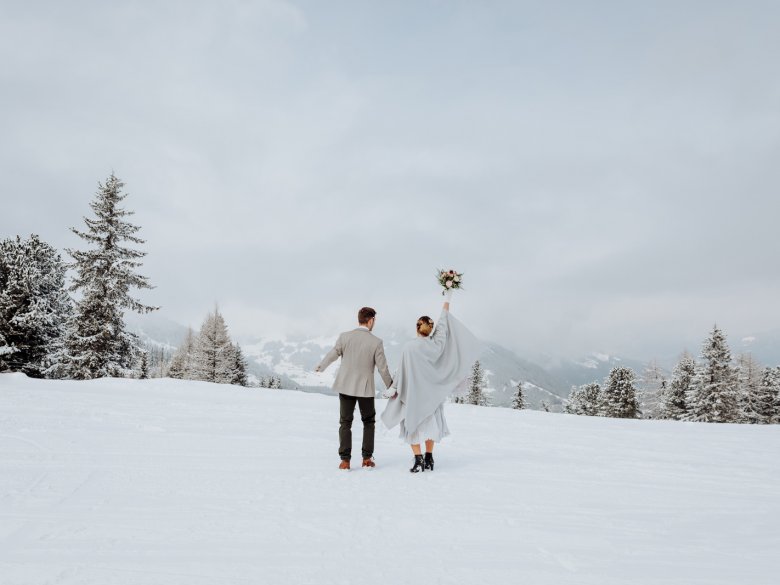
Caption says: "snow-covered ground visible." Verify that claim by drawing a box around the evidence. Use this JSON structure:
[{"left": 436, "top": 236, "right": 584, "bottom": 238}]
[{"left": 1, "top": 374, "right": 778, "bottom": 585}]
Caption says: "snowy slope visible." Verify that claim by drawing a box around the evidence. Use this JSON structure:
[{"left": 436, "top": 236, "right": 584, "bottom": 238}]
[{"left": 1, "top": 373, "right": 778, "bottom": 584}]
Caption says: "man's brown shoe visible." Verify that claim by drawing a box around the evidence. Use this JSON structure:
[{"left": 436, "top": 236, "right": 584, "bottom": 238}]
[
  {"left": 339, "top": 460, "right": 350, "bottom": 470},
  {"left": 362, "top": 458, "right": 375, "bottom": 468}
]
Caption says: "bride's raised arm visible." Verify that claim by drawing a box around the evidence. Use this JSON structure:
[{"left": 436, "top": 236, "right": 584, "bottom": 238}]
[{"left": 431, "top": 291, "right": 453, "bottom": 346}]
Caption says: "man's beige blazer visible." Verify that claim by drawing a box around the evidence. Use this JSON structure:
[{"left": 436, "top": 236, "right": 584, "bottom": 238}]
[{"left": 317, "top": 328, "right": 393, "bottom": 398}]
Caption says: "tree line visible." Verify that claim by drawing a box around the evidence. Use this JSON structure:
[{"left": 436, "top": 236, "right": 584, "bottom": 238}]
[
  {"left": 454, "top": 360, "right": 528, "bottom": 410},
  {"left": 566, "top": 325, "right": 780, "bottom": 424},
  {"left": 0, "top": 173, "right": 259, "bottom": 388},
  {"left": 3, "top": 174, "right": 777, "bottom": 409}
]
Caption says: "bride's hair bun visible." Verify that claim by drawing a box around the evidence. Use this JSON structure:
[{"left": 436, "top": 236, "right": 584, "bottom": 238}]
[{"left": 416, "top": 316, "right": 434, "bottom": 337}]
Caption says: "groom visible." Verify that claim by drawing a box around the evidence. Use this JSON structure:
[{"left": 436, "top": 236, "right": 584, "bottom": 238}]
[{"left": 316, "top": 307, "right": 393, "bottom": 470}]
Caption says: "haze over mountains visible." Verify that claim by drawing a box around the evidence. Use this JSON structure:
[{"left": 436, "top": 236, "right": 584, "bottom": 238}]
[{"left": 127, "top": 313, "right": 780, "bottom": 410}]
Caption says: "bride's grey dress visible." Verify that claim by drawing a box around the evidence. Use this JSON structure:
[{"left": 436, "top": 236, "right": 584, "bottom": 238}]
[{"left": 381, "top": 305, "right": 480, "bottom": 443}]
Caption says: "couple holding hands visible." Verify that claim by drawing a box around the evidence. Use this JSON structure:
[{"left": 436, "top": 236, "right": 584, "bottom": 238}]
[{"left": 315, "top": 287, "right": 479, "bottom": 473}]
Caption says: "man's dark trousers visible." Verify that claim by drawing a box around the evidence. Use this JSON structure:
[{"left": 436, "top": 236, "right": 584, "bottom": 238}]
[{"left": 339, "top": 393, "right": 375, "bottom": 461}]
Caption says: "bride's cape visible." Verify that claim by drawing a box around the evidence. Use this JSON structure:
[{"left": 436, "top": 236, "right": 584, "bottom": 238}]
[{"left": 381, "top": 307, "right": 481, "bottom": 433}]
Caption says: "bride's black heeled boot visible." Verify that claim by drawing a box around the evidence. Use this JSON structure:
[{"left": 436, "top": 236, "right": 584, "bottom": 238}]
[
  {"left": 410, "top": 454, "right": 425, "bottom": 473},
  {"left": 424, "top": 452, "right": 434, "bottom": 471}
]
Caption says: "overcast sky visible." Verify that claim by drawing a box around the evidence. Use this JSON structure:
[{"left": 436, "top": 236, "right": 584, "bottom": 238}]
[{"left": 2, "top": 1, "right": 779, "bottom": 360}]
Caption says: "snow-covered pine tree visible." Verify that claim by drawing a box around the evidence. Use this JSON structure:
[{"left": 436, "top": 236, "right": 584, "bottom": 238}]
[
  {"left": 736, "top": 353, "right": 764, "bottom": 424},
  {"left": 191, "top": 308, "right": 234, "bottom": 384},
  {"left": 774, "top": 367, "right": 780, "bottom": 424},
  {"left": 140, "top": 342, "right": 170, "bottom": 378},
  {"left": 64, "top": 174, "right": 157, "bottom": 379},
  {"left": 754, "top": 366, "right": 780, "bottom": 424},
  {"left": 230, "top": 343, "right": 248, "bottom": 387},
  {"left": 564, "top": 385, "right": 581, "bottom": 415},
  {"left": 259, "top": 376, "right": 280, "bottom": 389},
  {"left": 600, "top": 366, "right": 641, "bottom": 418},
  {"left": 663, "top": 354, "right": 695, "bottom": 420},
  {"left": 466, "top": 360, "right": 489, "bottom": 406},
  {"left": 688, "top": 326, "right": 739, "bottom": 423},
  {"left": 167, "top": 328, "right": 195, "bottom": 379},
  {"left": 0, "top": 235, "right": 72, "bottom": 377},
  {"left": 639, "top": 360, "right": 667, "bottom": 419},
  {"left": 511, "top": 381, "right": 525, "bottom": 410},
  {"left": 138, "top": 351, "right": 149, "bottom": 379},
  {"left": 565, "top": 383, "right": 601, "bottom": 416}
]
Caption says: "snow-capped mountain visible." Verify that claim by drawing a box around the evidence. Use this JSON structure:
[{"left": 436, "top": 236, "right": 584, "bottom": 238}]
[
  {"left": 129, "top": 313, "right": 718, "bottom": 411},
  {"left": 541, "top": 352, "right": 650, "bottom": 393},
  {"left": 241, "top": 335, "right": 341, "bottom": 392},
  {"left": 125, "top": 313, "right": 189, "bottom": 350},
  {"left": 239, "top": 327, "right": 570, "bottom": 410}
]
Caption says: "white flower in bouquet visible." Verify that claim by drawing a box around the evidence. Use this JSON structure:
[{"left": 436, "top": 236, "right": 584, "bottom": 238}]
[{"left": 437, "top": 268, "right": 464, "bottom": 295}]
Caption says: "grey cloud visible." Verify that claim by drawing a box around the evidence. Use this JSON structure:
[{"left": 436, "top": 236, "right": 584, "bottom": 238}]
[{"left": 2, "top": 1, "right": 779, "bottom": 361}]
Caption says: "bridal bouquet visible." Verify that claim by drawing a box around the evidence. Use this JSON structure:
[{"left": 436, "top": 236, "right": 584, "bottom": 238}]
[{"left": 437, "top": 269, "right": 463, "bottom": 295}]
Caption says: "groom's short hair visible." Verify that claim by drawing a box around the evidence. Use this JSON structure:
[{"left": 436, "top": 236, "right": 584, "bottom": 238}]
[{"left": 358, "top": 307, "right": 376, "bottom": 324}]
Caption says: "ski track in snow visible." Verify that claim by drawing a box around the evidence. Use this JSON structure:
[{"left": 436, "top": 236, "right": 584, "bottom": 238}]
[{"left": 1, "top": 373, "right": 779, "bottom": 584}]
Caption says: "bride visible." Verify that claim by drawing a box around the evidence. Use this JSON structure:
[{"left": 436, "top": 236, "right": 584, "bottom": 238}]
[{"left": 381, "top": 289, "right": 481, "bottom": 472}]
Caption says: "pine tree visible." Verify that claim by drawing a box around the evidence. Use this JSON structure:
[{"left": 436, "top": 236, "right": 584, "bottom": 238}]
[
  {"left": 191, "top": 308, "right": 234, "bottom": 384},
  {"left": 688, "top": 326, "right": 739, "bottom": 423},
  {"left": 511, "top": 381, "right": 525, "bottom": 410},
  {"left": 600, "top": 367, "right": 641, "bottom": 418},
  {"left": 63, "top": 174, "right": 157, "bottom": 379},
  {"left": 736, "top": 353, "right": 764, "bottom": 423},
  {"left": 167, "top": 328, "right": 195, "bottom": 379},
  {"left": 753, "top": 366, "right": 780, "bottom": 424},
  {"left": 565, "top": 385, "right": 581, "bottom": 415},
  {"left": 565, "top": 383, "right": 601, "bottom": 416},
  {"left": 466, "top": 360, "right": 489, "bottom": 406},
  {"left": 774, "top": 367, "right": 780, "bottom": 424},
  {"left": 0, "top": 235, "right": 72, "bottom": 377},
  {"left": 663, "top": 354, "right": 695, "bottom": 420},
  {"left": 138, "top": 351, "right": 149, "bottom": 379},
  {"left": 230, "top": 343, "right": 249, "bottom": 387},
  {"left": 271, "top": 376, "right": 283, "bottom": 389},
  {"left": 140, "top": 342, "right": 171, "bottom": 379},
  {"left": 639, "top": 360, "right": 667, "bottom": 419}
]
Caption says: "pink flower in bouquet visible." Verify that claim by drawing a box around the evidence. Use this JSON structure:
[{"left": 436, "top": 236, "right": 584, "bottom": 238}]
[{"left": 436, "top": 267, "right": 464, "bottom": 295}]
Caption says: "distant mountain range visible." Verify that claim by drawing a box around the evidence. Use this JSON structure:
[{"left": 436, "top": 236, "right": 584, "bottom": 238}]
[{"left": 126, "top": 313, "right": 780, "bottom": 411}]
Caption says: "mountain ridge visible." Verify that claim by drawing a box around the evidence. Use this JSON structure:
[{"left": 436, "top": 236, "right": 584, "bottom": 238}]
[{"left": 127, "top": 313, "right": 780, "bottom": 410}]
